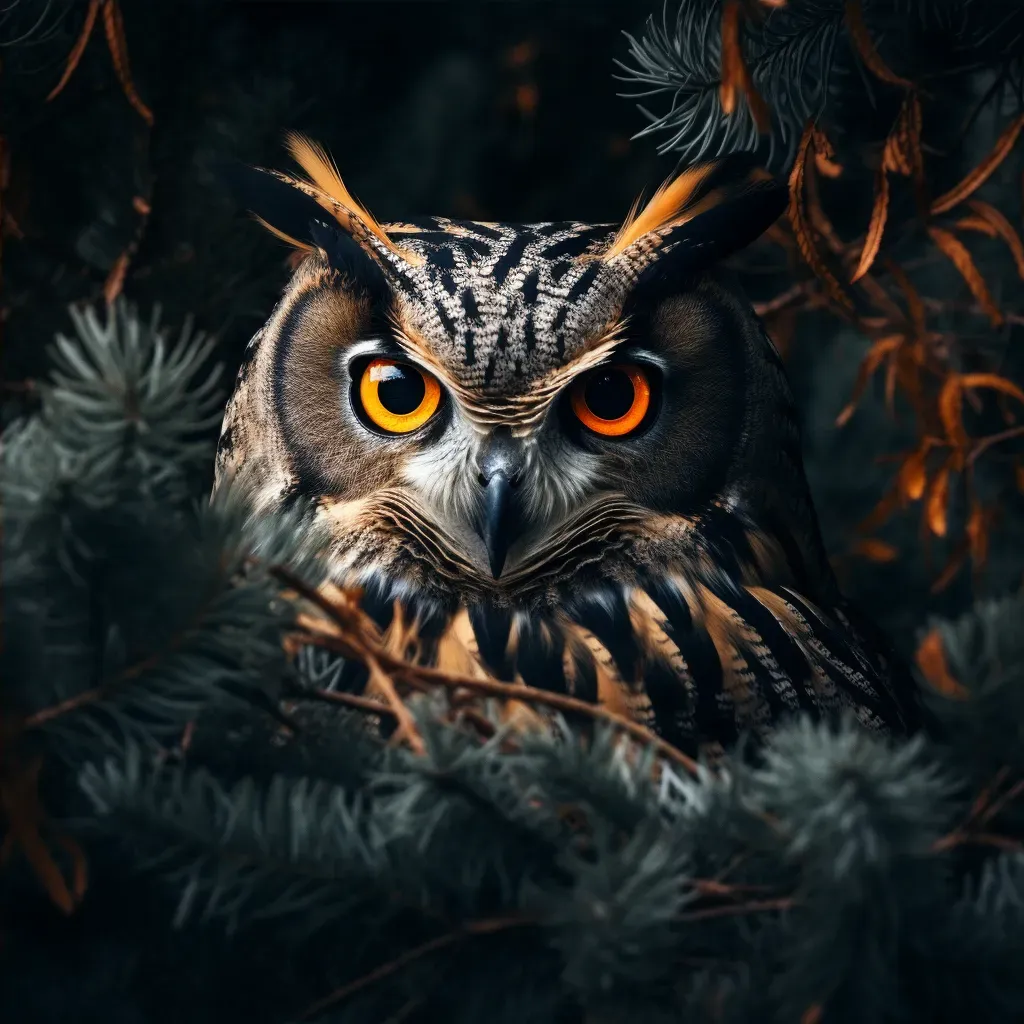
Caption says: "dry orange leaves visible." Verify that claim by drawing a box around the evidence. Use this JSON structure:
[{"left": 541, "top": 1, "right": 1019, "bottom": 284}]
[
  {"left": 0, "top": 744, "right": 88, "bottom": 914},
  {"left": 844, "top": 0, "right": 911, "bottom": 89},
  {"left": 914, "top": 629, "right": 970, "bottom": 700},
  {"left": 47, "top": 0, "right": 153, "bottom": 126},
  {"left": 719, "top": 1, "right": 771, "bottom": 132},
  {"left": 750, "top": 6, "right": 1024, "bottom": 590}
]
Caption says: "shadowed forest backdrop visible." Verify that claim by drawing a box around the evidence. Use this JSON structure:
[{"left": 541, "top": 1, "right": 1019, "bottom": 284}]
[{"left": 3, "top": 1, "right": 1024, "bottom": 1022}]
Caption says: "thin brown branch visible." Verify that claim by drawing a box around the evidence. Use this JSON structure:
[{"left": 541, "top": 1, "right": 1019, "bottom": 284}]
[
  {"left": 366, "top": 654, "right": 426, "bottom": 756},
  {"left": 968, "top": 425, "right": 1024, "bottom": 465},
  {"left": 297, "top": 687, "right": 395, "bottom": 719},
  {"left": 46, "top": 0, "right": 101, "bottom": 101},
  {"left": 23, "top": 689, "right": 102, "bottom": 729},
  {"left": 977, "top": 779, "right": 1024, "bottom": 827},
  {"left": 299, "top": 915, "right": 533, "bottom": 1021},
  {"left": 678, "top": 897, "right": 794, "bottom": 922},
  {"left": 933, "top": 831, "right": 1023, "bottom": 853},
  {"left": 273, "top": 566, "right": 702, "bottom": 777},
  {"left": 752, "top": 283, "right": 809, "bottom": 316}
]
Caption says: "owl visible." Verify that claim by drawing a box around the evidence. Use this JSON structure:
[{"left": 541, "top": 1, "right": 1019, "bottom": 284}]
[{"left": 214, "top": 134, "right": 923, "bottom": 761}]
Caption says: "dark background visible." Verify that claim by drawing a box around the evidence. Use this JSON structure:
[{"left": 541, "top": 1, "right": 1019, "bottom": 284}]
[{"left": 3, "top": 0, "right": 1022, "bottom": 654}]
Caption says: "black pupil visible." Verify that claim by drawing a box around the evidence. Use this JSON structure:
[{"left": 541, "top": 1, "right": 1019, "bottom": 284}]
[
  {"left": 585, "top": 369, "right": 635, "bottom": 421},
  {"left": 377, "top": 365, "right": 425, "bottom": 415}
]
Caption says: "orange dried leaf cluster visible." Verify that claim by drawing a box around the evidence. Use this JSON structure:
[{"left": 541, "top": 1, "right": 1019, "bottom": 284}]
[
  {"left": 759, "top": 9, "right": 1024, "bottom": 590},
  {"left": 852, "top": 168, "right": 889, "bottom": 282}
]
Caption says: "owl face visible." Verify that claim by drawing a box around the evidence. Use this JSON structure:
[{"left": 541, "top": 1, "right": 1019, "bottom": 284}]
[
  {"left": 216, "top": 138, "right": 817, "bottom": 613},
  {"left": 251, "top": 233, "right": 758, "bottom": 601}
]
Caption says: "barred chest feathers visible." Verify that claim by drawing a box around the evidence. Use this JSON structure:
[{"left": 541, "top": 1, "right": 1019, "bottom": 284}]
[{"left": 214, "top": 134, "right": 923, "bottom": 760}]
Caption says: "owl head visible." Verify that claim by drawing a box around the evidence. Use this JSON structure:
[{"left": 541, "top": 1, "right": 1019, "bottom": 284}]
[
  {"left": 216, "top": 133, "right": 829, "bottom": 599},
  {"left": 215, "top": 135, "right": 923, "bottom": 752}
]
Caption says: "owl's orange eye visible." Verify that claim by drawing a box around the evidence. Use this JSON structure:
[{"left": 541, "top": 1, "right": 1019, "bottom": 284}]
[
  {"left": 570, "top": 364, "right": 651, "bottom": 437},
  {"left": 358, "top": 358, "right": 441, "bottom": 434}
]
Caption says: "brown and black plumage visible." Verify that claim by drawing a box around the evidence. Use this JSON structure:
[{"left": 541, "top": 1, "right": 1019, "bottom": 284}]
[{"left": 214, "top": 134, "right": 923, "bottom": 761}]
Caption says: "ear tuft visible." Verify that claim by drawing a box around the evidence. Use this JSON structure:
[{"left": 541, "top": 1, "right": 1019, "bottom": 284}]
[
  {"left": 601, "top": 153, "right": 788, "bottom": 271},
  {"left": 218, "top": 159, "right": 323, "bottom": 251},
  {"left": 284, "top": 132, "right": 424, "bottom": 267}
]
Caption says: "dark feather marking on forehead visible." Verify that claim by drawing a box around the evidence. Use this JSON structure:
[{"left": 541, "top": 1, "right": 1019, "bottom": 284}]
[
  {"left": 433, "top": 299, "right": 456, "bottom": 336},
  {"left": 538, "top": 228, "right": 615, "bottom": 262},
  {"left": 523, "top": 312, "right": 536, "bottom": 352},
  {"left": 416, "top": 232, "right": 491, "bottom": 257},
  {"left": 565, "top": 262, "right": 602, "bottom": 303},
  {"left": 522, "top": 268, "right": 540, "bottom": 304},
  {"left": 491, "top": 232, "right": 534, "bottom": 286},
  {"left": 460, "top": 289, "right": 481, "bottom": 321},
  {"left": 467, "top": 222, "right": 504, "bottom": 241},
  {"left": 428, "top": 245, "right": 458, "bottom": 272}
]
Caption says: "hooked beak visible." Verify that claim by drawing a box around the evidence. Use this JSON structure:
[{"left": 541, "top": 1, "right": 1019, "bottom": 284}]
[
  {"left": 480, "top": 471, "right": 515, "bottom": 578},
  {"left": 474, "top": 428, "right": 525, "bottom": 579}
]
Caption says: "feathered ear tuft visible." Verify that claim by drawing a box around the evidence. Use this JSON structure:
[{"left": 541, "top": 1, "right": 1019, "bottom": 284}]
[
  {"left": 218, "top": 135, "right": 423, "bottom": 269},
  {"left": 218, "top": 158, "right": 322, "bottom": 252},
  {"left": 220, "top": 158, "right": 397, "bottom": 302},
  {"left": 599, "top": 153, "right": 788, "bottom": 271},
  {"left": 283, "top": 132, "right": 423, "bottom": 267}
]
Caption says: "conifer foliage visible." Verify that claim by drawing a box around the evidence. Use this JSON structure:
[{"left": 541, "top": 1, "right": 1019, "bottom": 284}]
[{"left": 0, "top": 299, "right": 1023, "bottom": 1024}]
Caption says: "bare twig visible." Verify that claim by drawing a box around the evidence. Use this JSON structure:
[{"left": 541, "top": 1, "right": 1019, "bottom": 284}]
[{"left": 300, "top": 914, "right": 533, "bottom": 1021}]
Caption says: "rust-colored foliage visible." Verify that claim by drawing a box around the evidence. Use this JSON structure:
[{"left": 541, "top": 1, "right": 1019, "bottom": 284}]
[
  {"left": 787, "top": 124, "right": 854, "bottom": 312},
  {"left": 47, "top": 0, "right": 154, "bottom": 305},
  {"left": 48, "top": 0, "right": 153, "bottom": 126},
  {"left": 914, "top": 630, "right": 970, "bottom": 700},
  {"left": 0, "top": 727, "right": 88, "bottom": 914},
  {"left": 852, "top": 168, "right": 889, "bottom": 282},
  {"left": 964, "top": 199, "right": 1024, "bottom": 279},
  {"left": 928, "top": 227, "right": 1003, "bottom": 326},
  {"left": 719, "top": 1, "right": 771, "bottom": 133},
  {"left": 844, "top": 0, "right": 912, "bottom": 89},
  {"left": 750, "top": 0, "right": 1023, "bottom": 591},
  {"left": 931, "top": 114, "right": 1024, "bottom": 215}
]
